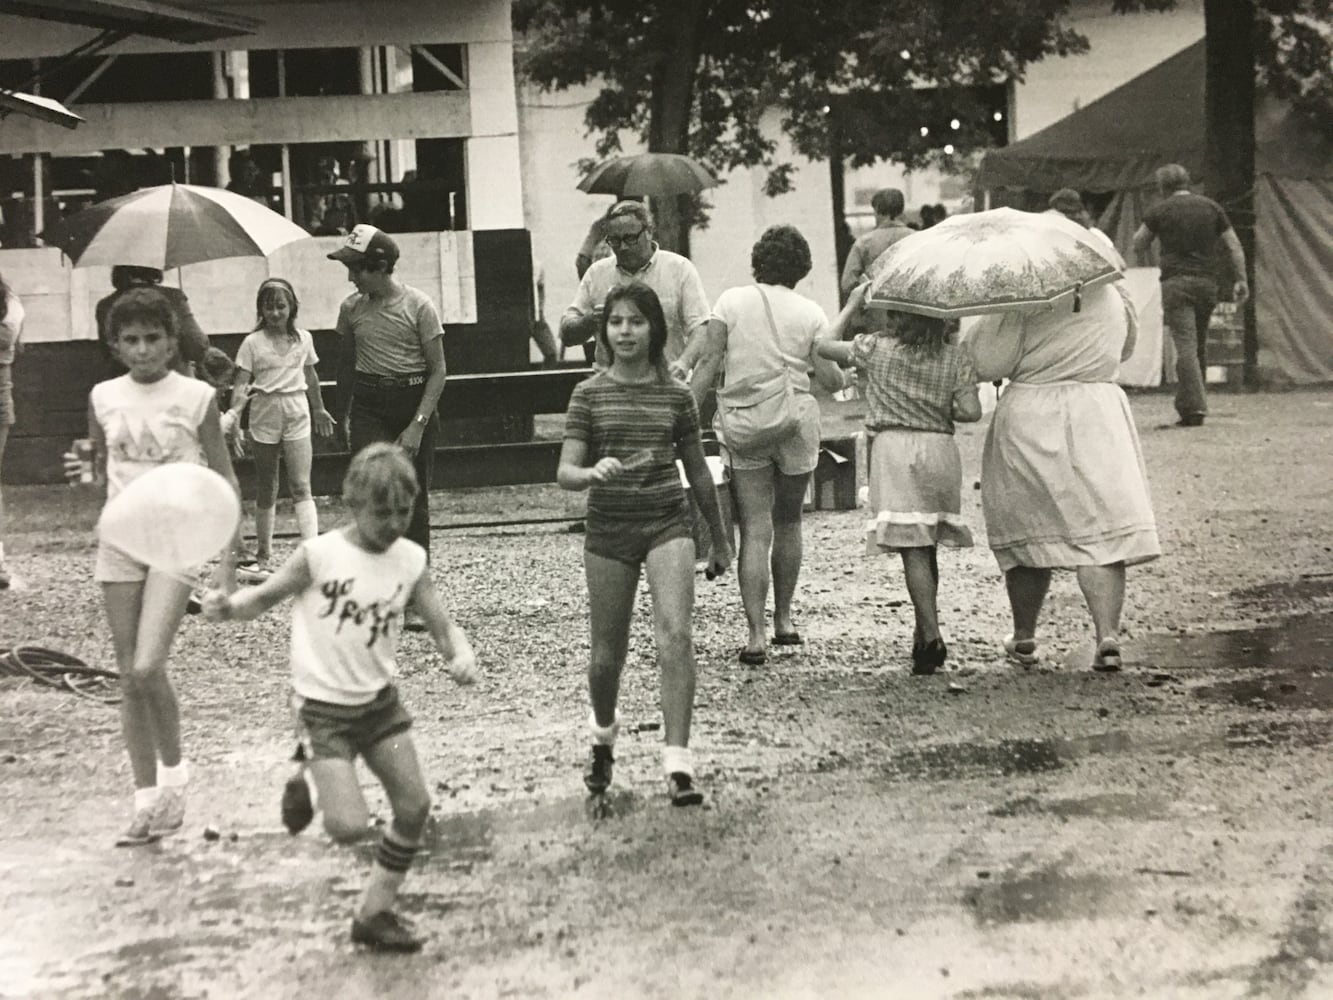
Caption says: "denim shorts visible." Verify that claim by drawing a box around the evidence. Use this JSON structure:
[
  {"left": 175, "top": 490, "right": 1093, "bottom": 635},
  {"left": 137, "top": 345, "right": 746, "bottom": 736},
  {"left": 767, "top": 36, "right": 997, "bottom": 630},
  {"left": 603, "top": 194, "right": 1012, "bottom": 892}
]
[
  {"left": 294, "top": 685, "right": 413, "bottom": 762},
  {"left": 584, "top": 503, "right": 694, "bottom": 567}
]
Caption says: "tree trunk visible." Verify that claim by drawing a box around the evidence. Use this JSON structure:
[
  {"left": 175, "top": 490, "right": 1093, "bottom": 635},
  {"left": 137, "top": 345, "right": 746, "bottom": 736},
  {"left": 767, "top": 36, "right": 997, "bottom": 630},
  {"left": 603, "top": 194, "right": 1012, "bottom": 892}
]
[
  {"left": 1203, "top": 0, "right": 1257, "bottom": 383},
  {"left": 647, "top": 1, "right": 708, "bottom": 255},
  {"left": 827, "top": 106, "right": 853, "bottom": 300}
]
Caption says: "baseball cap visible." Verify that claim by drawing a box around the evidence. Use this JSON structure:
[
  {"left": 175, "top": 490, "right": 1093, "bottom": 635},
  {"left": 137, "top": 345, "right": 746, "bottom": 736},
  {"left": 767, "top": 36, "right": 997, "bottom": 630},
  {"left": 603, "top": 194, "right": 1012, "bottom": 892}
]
[{"left": 327, "top": 224, "right": 399, "bottom": 266}]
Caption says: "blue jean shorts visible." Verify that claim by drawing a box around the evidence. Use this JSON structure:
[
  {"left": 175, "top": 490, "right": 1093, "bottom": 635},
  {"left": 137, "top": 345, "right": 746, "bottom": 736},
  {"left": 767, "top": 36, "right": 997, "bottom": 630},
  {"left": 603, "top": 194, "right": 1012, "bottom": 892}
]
[{"left": 294, "top": 685, "right": 414, "bottom": 762}]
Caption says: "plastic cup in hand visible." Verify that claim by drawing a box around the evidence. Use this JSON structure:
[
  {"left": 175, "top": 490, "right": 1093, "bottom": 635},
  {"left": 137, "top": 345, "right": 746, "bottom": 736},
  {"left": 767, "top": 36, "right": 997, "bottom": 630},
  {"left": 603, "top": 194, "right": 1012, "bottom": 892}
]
[{"left": 97, "top": 463, "right": 239, "bottom": 580}]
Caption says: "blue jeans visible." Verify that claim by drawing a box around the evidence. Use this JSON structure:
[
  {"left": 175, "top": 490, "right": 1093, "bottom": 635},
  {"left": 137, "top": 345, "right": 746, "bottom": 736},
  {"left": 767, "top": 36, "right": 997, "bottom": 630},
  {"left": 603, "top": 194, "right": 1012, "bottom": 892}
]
[
  {"left": 1160, "top": 275, "right": 1218, "bottom": 419},
  {"left": 348, "top": 379, "right": 439, "bottom": 559}
]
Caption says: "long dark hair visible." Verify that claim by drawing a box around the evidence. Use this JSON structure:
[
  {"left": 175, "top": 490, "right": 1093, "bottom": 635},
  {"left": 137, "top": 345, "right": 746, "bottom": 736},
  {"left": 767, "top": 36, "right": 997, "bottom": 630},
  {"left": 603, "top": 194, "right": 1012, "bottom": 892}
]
[
  {"left": 892, "top": 311, "right": 950, "bottom": 356},
  {"left": 0, "top": 271, "right": 9, "bottom": 323},
  {"left": 255, "top": 277, "right": 300, "bottom": 345},
  {"left": 598, "top": 282, "right": 671, "bottom": 379}
]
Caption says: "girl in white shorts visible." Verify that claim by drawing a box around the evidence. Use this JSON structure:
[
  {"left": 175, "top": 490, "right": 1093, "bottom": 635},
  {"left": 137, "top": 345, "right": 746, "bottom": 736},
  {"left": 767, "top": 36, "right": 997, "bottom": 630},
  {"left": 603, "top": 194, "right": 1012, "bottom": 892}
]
[
  {"left": 69, "top": 287, "right": 241, "bottom": 846},
  {"left": 228, "top": 279, "right": 334, "bottom": 565}
]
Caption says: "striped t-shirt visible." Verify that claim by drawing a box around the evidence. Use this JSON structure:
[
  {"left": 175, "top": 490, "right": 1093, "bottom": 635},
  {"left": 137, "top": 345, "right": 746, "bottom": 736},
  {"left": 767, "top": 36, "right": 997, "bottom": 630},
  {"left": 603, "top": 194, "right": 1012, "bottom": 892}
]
[{"left": 563, "top": 372, "right": 700, "bottom": 521}]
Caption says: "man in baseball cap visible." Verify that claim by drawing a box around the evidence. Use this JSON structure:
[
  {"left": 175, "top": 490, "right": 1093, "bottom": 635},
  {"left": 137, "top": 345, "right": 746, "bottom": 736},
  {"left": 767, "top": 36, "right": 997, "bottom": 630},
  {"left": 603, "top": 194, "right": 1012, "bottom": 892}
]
[
  {"left": 330, "top": 223, "right": 446, "bottom": 620},
  {"left": 327, "top": 224, "right": 400, "bottom": 266}
]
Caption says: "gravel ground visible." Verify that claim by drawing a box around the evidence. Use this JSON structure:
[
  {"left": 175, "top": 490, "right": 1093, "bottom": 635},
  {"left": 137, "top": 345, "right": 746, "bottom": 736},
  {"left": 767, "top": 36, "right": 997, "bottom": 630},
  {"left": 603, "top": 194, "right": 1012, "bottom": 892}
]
[{"left": 1, "top": 387, "right": 1331, "bottom": 999}]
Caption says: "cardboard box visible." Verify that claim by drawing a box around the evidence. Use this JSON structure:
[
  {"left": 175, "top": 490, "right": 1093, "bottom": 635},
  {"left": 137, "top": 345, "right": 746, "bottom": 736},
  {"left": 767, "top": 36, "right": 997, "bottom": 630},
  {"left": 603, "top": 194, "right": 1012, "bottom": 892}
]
[{"left": 804, "top": 439, "right": 858, "bottom": 511}]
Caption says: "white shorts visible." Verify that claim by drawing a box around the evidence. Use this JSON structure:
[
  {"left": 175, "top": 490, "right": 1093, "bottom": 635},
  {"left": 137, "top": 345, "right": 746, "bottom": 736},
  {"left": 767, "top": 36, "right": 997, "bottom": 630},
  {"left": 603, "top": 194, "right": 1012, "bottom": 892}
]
[{"left": 249, "top": 392, "right": 310, "bottom": 445}]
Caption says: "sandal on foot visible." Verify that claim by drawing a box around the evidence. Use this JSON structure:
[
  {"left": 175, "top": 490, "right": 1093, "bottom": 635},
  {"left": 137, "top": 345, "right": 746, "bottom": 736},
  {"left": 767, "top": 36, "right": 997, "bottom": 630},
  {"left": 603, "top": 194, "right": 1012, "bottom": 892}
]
[
  {"left": 1003, "top": 634, "right": 1039, "bottom": 666},
  {"left": 738, "top": 648, "right": 766, "bottom": 666},
  {"left": 1092, "top": 638, "right": 1123, "bottom": 673},
  {"left": 772, "top": 631, "right": 803, "bottom": 646}
]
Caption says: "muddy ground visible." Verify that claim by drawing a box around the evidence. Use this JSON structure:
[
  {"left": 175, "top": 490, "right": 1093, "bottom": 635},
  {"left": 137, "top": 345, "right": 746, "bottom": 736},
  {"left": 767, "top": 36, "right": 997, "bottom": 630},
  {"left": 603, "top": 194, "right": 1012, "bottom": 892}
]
[{"left": 1, "top": 388, "right": 1331, "bottom": 1000}]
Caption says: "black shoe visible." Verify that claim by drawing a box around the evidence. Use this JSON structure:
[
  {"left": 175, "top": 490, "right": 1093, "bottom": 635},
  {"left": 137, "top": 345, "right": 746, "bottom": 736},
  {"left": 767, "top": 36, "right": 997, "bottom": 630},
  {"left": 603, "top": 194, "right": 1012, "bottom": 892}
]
[
  {"left": 281, "top": 767, "right": 314, "bottom": 835},
  {"left": 912, "top": 638, "right": 946, "bottom": 675},
  {"left": 667, "top": 772, "right": 704, "bottom": 807},
  {"left": 1177, "top": 413, "right": 1205, "bottom": 427},
  {"left": 351, "top": 910, "right": 423, "bottom": 953},
  {"left": 584, "top": 744, "right": 614, "bottom": 795}
]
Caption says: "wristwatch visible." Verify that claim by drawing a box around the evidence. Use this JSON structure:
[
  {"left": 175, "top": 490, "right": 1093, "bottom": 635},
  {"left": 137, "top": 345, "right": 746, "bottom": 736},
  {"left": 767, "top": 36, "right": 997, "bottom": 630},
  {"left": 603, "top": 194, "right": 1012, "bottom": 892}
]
[{"left": 414, "top": 413, "right": 428, "bottom": 425}]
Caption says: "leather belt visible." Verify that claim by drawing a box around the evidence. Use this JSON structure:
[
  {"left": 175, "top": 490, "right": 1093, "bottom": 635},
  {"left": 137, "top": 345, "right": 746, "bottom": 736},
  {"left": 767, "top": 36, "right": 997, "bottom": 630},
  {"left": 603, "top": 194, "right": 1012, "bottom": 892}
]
[{"left": 354, "top": 371, "right": 427, "bottom": 388}]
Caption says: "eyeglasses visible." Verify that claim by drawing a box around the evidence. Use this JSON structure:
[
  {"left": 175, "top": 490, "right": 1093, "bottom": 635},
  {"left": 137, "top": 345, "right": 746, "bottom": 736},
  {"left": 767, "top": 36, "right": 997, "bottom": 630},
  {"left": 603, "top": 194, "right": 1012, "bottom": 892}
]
[{"left": 605, "top": 227, "right": 647, "bottom": 248}]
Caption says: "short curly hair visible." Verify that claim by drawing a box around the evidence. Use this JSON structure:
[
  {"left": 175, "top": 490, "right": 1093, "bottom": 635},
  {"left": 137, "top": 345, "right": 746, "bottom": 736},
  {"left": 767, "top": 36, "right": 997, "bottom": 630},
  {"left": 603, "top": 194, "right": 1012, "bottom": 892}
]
[
  {"left": 106, "top": 286, "right": 179, "bottom": 343},
  {"left": 751, "top": 225, "right": 812, "bottom": 288}
]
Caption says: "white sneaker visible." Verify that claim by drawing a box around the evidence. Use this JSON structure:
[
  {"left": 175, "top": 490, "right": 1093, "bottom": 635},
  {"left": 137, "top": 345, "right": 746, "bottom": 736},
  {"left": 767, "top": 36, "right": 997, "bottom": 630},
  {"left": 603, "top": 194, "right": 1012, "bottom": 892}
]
[
  {"left": 150, "top": 787, "right": 186, "bottom": 836},
  {"left": 116, "top": 807, "right": 161, "bottom": 847}
]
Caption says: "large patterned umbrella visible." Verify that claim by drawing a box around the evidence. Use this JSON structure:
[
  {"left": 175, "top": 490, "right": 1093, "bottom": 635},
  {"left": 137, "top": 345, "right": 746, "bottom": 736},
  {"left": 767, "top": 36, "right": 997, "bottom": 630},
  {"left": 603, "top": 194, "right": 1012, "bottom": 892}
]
[
  {"left": 865, "top": 207, "right": 1123, "bottom": 319},
  {"left": 577, "top": 153, "right": 718, "bottom": 198},
  {"left": 40, "top": 183, "right": 309, "bottom": 269}
]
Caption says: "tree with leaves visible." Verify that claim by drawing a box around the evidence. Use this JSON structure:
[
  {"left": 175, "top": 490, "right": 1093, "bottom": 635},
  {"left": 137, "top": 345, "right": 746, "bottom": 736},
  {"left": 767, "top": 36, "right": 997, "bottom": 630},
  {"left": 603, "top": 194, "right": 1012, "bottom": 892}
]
[{"left": 514, "top": 0, "right": 1091, "bottom": 254}]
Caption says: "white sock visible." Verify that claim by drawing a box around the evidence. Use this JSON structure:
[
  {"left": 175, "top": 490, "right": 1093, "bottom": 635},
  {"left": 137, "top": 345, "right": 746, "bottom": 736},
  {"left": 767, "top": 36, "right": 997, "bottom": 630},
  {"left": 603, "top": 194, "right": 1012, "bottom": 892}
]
[
  {"left": 0, "top": 541, "right": 6, "bottom": 560},
  {"left": 157, "top": 759, "right": 189, "bottom": 788},
  {"left": 294, "top": 498, "right": 319, "bottom": 540},
  {"left": 588, "top": 710, "right": 619, "bottom": 746},
  {"left": 663, "top": 745, "right": 694, "bottom": 778},
  {"left": 134, "top": 787, "right": 160, "bottom": 813}
]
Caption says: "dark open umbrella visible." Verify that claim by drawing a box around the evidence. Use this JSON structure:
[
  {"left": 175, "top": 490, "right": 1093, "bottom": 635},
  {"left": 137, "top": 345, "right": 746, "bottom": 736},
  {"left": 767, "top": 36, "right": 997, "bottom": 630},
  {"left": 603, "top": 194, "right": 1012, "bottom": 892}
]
[{"left": 577, "top": 153, "right": 718, "bottom": 198}]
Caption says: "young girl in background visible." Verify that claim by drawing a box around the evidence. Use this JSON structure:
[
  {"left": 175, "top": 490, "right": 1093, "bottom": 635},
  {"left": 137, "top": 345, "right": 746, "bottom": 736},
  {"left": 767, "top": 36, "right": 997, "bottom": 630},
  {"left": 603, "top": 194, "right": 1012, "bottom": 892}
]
[
  {"left": 557, "top": 282, "right": 732, "bottom": 806},
  {"left": 70, "top": 286, "right": 241, "bottom": 845},
  {"left": 202, "top": 443, "right": 478, "bottom": 953},
  {"left": 228, "top": 279, "right": 334, "bottom": 567},
  {"left": 819, "top": 284, "right": 981, "bottom": 674}
]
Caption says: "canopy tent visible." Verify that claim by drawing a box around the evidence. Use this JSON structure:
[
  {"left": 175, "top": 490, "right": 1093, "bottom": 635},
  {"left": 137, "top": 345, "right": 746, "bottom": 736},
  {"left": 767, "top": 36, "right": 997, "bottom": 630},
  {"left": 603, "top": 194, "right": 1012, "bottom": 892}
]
[{"left": 977, "top": 40, "right": 1333, "bottom": 386}]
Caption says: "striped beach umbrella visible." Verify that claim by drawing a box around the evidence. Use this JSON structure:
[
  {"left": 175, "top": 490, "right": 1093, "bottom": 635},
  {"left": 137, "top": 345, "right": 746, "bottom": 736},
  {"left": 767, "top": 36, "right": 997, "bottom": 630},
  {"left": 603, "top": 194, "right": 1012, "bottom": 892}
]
[{"left": 40, "top": 183, "right": 309, "bottom": 269}]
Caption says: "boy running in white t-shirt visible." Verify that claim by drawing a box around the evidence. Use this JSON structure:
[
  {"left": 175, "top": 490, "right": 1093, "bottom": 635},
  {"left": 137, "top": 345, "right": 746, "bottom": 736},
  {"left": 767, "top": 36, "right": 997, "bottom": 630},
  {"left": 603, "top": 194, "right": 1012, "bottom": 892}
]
[{"left": 202, "top": 442, "right": 477, "bottom": 952}]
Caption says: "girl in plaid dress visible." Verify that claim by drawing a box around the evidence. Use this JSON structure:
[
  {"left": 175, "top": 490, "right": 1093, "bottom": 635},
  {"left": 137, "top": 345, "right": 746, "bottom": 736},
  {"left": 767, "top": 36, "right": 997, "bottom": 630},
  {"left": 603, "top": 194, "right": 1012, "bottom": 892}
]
[{"left": 819, "top": 284, "right": 981, "bottom": 673}]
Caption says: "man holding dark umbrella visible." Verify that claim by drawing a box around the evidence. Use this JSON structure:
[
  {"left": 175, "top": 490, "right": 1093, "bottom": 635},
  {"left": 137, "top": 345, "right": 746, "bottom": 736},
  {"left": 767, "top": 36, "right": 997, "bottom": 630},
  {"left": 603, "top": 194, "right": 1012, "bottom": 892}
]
[{"left": 559, "top": 200, "right": 709, "bottom": 369}]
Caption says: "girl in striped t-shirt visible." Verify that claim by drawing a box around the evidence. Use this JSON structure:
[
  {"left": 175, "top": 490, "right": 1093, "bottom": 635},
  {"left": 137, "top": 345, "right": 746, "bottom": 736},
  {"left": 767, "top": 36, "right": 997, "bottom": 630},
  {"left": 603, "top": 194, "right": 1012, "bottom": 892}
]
[{"left": 558, "top": 282, "right": 732, "bottom": 806}]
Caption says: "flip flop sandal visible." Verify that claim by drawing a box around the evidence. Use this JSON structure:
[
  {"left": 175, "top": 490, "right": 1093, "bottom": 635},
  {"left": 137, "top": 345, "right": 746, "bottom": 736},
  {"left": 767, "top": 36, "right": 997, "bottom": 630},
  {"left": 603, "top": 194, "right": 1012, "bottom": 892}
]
[
  {"left": 1092, "top": 639, "right": 1123, "bottom": 672},
  {"left": 772, "top": 631, "right": 803, "bottom": 646},
  {"left": 1003, "top": 634, "right": 1039, "bottom": 666},
  {"left": 738, "top": 648, "right": 766, "bottom": 666}
]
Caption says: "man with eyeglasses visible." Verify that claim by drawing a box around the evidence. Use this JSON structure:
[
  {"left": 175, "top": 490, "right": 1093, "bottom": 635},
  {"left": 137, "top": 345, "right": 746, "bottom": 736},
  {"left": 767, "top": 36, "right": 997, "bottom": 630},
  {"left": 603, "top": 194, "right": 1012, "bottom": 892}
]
[
  {"left": 329, "top": 225, "right": 447, "bottom": 628},
  {"left": 559, "top": 200, "right": 710, "bottom": 369}
]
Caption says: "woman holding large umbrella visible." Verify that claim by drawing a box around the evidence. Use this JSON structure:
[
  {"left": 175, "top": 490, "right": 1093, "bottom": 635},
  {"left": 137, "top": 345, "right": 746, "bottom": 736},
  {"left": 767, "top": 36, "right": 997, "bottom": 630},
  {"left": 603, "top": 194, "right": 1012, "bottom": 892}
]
[{"left": 869, "top": 208, "right": 1160, "bottom": 671}]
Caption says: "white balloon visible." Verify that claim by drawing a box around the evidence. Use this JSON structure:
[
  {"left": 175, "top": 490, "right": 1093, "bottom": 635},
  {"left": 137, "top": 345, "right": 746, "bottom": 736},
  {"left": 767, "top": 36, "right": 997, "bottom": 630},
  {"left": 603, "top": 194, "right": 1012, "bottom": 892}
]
[{"left": 98, "top": 463, "right": 239, "bottom": 574}]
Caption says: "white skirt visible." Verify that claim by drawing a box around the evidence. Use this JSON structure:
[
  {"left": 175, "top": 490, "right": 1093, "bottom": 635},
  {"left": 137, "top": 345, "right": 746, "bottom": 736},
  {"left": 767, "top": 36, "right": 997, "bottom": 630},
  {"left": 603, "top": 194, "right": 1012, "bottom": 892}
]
[{"left": 865, "top": 428, "right": 974, "bottom": 553}]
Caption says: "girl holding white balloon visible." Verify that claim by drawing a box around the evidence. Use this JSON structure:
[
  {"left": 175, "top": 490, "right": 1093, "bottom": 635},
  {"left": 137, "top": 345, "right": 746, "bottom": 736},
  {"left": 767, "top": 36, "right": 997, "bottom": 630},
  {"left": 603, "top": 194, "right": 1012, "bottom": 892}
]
[{"left": 67, "top": 286, "right": 241, "bottom": 847}]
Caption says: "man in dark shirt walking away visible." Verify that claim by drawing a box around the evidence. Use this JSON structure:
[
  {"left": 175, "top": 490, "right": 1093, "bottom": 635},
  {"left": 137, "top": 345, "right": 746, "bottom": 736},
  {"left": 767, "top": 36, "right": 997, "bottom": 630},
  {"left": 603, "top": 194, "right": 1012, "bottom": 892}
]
[
  {"left": 1133, "top": 164, "right": 1248, "bottom": 427},
  {"left": 330, "top": 226, "right": 447, "bottom": 628}
]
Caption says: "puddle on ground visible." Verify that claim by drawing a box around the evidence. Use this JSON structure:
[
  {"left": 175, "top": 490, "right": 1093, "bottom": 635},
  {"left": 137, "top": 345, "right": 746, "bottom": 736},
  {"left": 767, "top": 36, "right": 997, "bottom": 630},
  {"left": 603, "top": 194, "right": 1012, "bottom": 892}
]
[
  {"left": 886, "top": 732, "right": 1132, "bottom": 781},
  {"left": 1134, "top": 612, "right": 1333, "bottom": 671},
  {"left": 1194, "top": 669, "right": 1333, "bottom": 712},
  {"left": 963, "top": 866, "right": 1113, "bottom": 925},
  {"left": 991, "top": 792, "right": 1165, "bottom": 821}
]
